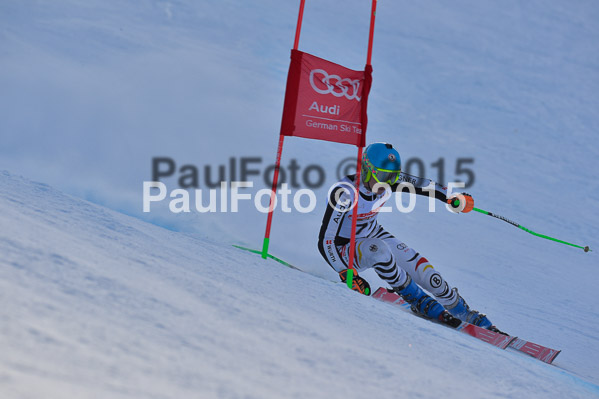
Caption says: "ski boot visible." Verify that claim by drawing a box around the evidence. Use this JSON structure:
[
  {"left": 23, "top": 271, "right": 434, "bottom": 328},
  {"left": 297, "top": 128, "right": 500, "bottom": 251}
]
[
  {"left": 395, "top": 276, "right": 461, "bottom": 328},
  {"left": 445, "top": 288, "right": 501, "bottom": 332}
]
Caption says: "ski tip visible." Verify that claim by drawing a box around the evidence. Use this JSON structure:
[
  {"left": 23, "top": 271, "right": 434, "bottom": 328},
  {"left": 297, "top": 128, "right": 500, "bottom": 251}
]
[{"left": 548, "top": 350, "right": 562, "bottom": 364}]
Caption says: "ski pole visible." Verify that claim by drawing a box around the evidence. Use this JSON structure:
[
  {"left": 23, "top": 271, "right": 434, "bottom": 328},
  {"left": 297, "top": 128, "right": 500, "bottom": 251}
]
[{"left": 472, "top": 207, "right": 591, "bottom": 252}]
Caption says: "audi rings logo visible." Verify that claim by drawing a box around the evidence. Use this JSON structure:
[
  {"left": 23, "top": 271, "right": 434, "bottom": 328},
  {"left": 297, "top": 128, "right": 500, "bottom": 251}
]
[{"left": 309, "top": 69, "right": 362, "bottom": 101}]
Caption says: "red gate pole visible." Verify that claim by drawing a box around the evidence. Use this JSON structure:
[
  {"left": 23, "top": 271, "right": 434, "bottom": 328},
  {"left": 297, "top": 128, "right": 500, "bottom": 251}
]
[
  {"left": 346, "top": 0, "right": 377, "bottom": 282},
  {"left": 366, "top": 0, "right": 378, "bottom": 66},
  {"left": 293, "top": 0, "right": 306, "bottom": 50},
  {"left": 346, "top": 146, "right": 364, "bottom": 280},
  {"left": 262, "top": 0, "right": 306, "bottom": 259}
]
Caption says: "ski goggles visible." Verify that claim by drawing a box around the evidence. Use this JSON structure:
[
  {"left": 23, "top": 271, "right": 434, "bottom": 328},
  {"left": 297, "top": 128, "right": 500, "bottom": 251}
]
[{"left": 371, "top": 168, "right": 401, "bottom": 185}]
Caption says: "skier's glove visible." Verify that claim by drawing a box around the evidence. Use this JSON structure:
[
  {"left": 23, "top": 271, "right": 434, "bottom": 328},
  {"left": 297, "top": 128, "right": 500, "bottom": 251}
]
[
  {"left": 447, "top": 193, "right": 474, "bottom": 213},
  {"left": 339, "top": 269, "right": 371, "bottom": 296}
]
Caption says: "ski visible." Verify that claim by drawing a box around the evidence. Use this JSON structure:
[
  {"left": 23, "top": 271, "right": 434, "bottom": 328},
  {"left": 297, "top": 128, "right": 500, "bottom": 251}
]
[
  {"left": 372, "top": 287, "right": 515, "bottom": 349},
  {"left": 508, "top": 338, "right": 561, "bottom": 364},
  {"left": 372, "top": 287, "right": 561, "bottom": 364}
]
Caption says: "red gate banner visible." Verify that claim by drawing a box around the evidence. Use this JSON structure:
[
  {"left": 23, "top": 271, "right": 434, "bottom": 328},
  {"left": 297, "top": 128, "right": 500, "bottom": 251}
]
[{"left": 280, "top": 50, "right": 372, "bottom": 147}]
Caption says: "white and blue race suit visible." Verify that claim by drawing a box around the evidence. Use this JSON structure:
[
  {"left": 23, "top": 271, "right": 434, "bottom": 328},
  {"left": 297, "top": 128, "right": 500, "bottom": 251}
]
[{"left": 317, "top": 172, "right": 458, "bottom": 306}]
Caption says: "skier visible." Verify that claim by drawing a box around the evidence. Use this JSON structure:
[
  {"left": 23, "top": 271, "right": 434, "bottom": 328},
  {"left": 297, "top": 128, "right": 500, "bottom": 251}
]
[{"left": 318, "top": 142, "right": 500, "bottom": 331}]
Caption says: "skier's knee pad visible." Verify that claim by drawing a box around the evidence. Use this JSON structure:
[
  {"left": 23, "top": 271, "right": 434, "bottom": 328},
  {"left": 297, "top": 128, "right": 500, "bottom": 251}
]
[{"left": 355, "top": 238, "right": 393, "bottom": 271}]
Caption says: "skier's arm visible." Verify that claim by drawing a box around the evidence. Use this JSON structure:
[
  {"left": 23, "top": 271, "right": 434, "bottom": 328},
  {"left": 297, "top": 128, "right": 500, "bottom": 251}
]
[
  {"left": 392, "top": 172, "right": 475, "bottom": 213},
  {"left": 317, "top": 185, "right": 352, "bottom": 272},
  {"left": 391, "top": 172, "right": 449, "bottom": 202}
]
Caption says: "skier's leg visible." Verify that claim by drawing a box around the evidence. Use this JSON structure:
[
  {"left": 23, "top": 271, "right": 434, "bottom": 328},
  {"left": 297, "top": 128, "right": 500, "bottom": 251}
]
[
  {"left": 336, "top": 237, "right": 408, "bottom": 287},
  {"left": 388, "top": 241, "right": 458, "bottom": 306},
  {"left": 379, "top": 232, "right": 495, "bottom": 328},
  {"left": 345, "top": 237, "right": 458, "bottom": 324}
]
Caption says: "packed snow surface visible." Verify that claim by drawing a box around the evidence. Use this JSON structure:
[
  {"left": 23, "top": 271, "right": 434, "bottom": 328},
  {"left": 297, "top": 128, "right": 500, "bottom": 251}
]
[{"left": 1, "top": 172, "right": 598, "bottom": 398}]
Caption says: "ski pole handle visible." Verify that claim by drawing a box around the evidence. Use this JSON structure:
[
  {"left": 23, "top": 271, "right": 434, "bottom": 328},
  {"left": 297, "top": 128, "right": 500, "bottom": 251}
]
[{"left": 472, "top": 207, "right": 591, "bottom": 252}]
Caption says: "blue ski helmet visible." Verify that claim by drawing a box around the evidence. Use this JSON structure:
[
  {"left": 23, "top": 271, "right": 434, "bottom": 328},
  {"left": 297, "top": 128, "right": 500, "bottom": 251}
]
[{"left": 361, "top": 142, "right": 401, "bottom": 185}]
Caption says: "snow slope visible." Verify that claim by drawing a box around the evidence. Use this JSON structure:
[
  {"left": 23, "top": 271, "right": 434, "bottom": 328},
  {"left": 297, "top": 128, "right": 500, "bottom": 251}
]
[
  {"left": 1, "top": 171, "right": 598, "bottom": 399},
  {"left": 1, "top": 0, "right": 599, "bottom": 397}
]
